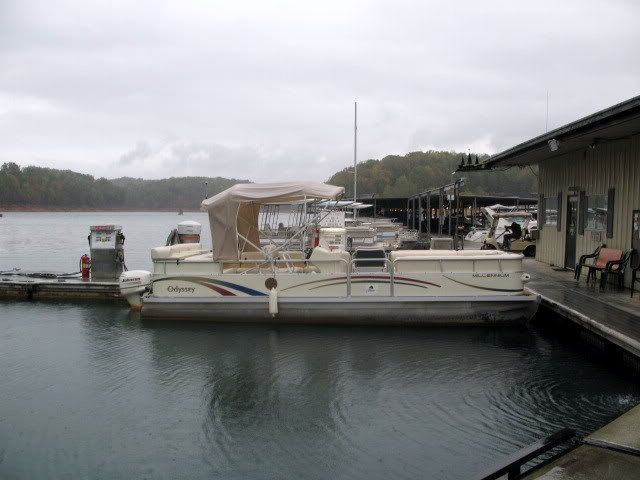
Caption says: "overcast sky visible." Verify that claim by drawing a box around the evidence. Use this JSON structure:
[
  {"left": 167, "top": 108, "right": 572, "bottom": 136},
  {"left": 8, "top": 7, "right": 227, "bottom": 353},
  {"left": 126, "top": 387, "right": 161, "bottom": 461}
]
[{"left": 1, "top": 0, "right": 639, "bottom": 181}]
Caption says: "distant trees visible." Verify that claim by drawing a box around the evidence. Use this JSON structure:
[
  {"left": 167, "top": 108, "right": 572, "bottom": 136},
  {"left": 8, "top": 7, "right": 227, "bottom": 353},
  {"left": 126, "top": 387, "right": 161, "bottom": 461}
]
[
  {"left": 110, "top": 176, "right": 246, "bottom": 210},
  {"left": 0, "top": 162, "right": 124, "bottom": 208},
  {"left": 0, "top": 150, "right": 537, "bottom": 210},
  {"left": 0, "top": 163, "right": 248, "bottom": 210},
  {"left": 327, "top": 150, "right": 537, "bottom": 197}
]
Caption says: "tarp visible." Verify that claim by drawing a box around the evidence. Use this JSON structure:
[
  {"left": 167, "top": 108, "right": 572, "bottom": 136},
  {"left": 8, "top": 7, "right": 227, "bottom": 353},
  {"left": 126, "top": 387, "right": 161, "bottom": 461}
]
[{"left": 201, "top": 182, "right": 344, "bottom": 260}]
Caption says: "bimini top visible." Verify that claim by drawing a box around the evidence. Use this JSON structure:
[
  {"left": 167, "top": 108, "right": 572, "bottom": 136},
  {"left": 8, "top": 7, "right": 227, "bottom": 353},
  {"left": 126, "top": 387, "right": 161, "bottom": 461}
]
[{"left": 201, "top": 182, "right": 344, "bottom": 260}]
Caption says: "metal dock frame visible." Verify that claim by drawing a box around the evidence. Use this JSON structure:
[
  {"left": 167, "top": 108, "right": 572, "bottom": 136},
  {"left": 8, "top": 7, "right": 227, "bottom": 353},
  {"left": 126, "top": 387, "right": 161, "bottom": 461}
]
[{"left": 473, "top": 428, "right": 575, "bottom": 480}]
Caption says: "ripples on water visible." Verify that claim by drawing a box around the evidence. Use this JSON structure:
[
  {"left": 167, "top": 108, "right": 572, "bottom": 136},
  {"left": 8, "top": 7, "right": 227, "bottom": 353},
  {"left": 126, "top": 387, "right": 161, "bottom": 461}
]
[
  {"left": 1, "top": 301, "right": 639, "bottom": 480},
  {"left": 1, "top": 213, "right": 640, "bottom": 478}
]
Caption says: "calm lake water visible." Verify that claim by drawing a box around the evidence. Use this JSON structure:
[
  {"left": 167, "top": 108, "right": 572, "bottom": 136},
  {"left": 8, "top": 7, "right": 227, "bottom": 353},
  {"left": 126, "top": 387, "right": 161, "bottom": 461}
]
[{"left": 1, "top": 212, "right": 640, "bottom": 479}]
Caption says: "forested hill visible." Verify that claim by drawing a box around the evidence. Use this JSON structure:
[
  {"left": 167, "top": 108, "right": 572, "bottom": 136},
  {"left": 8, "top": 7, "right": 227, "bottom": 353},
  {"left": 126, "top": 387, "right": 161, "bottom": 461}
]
[
  {"left": 1, "top": 151, "right": 536, "bottom": 210},
  {"left": 327, "top": 150, "right": 537, "bottom": 197},
  {"left": 0, "top": 162, "right": 248, "bottom": 210},
  {"left": 109, "top": 176, "right": 245, "bottom": 209}
]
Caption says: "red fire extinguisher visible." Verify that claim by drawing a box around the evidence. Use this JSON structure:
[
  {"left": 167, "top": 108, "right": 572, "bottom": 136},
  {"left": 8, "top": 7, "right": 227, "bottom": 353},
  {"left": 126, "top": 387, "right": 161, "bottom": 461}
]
[
  {"left": 80, "top": 254, "right": 91, "bottom": 279},
  {"left": 314, "top": 227, "right": 320, "bottom": 247}
]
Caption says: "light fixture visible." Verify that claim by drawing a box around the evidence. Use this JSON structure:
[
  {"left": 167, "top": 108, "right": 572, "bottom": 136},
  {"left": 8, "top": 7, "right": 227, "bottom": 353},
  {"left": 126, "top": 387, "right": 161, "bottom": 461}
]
[{"left": 548, "top": 138, "right": 560, "bottom": 152}]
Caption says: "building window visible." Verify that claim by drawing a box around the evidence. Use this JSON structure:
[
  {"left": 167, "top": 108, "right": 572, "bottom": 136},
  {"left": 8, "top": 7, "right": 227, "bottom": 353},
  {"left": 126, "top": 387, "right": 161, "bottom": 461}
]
[
  {"left": 543, "top": 196, "right": 558, "bottom": 226},
  {"left": 585, "top": 194, "right": 608, "bottom": 231}
]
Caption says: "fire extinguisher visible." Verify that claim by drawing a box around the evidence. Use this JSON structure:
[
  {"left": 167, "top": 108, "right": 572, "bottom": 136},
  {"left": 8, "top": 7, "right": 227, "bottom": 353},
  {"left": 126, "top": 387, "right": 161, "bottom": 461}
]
[
  {"left": 314, "top": 227, "right": 320, "bottom": 247},
  {"left": 80, "top": 254, "right": 91, "bottom": 279}
]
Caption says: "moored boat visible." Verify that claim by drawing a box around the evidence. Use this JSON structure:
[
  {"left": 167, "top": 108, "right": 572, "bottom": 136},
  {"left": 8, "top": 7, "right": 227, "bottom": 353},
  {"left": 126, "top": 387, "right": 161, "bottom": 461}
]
[{"left": 119, "top": 182, "right": 539, "bottom": 324}]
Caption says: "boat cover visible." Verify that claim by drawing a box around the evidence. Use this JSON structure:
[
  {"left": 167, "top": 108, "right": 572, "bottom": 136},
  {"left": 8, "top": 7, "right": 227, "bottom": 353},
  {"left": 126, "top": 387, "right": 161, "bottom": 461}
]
[{"left": 201, "top": 182, "right": 344, "bottom": 260}]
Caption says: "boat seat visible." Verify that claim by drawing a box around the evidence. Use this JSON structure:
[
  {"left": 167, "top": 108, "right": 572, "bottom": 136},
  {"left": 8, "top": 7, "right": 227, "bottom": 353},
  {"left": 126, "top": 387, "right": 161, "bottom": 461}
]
[
  {"left": 456, "top": 250, "right": 501, "bottom": 256},
  {"left": 390, "top": 250, "right": 457, "bottom": 259},
  {"left": 151, "top": 243, "right": 204, "bottom": 260},
  {"left": 181, "top": 252, "right": 214, "bottom": 262},
  {"left": 309, "top": 247, "right": 350, "bottom": 273},
  {"left": 390, "top": 249, "right": 523, "bottom": 273}
]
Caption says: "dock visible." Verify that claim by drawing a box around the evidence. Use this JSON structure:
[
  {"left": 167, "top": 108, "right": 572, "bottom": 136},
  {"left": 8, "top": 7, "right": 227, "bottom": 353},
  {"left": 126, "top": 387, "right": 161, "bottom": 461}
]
[
  {"left": 523, "top": 404, "right": 640, "bottom": 479},
  {"left": 0, "top": 274, "right": 122, "bottom": 302},
  {"left": 524, "top": 259, "right": 640, "bottom": 359},
  {"left": 499, "top": 259, "right": 640, "bottom": 479}
]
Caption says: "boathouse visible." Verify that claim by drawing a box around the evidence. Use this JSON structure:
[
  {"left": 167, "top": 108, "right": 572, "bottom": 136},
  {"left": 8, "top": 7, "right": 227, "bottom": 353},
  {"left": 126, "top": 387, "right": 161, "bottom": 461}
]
[{"left": 462, "top": 95, "right": 640, "bottom": 285}]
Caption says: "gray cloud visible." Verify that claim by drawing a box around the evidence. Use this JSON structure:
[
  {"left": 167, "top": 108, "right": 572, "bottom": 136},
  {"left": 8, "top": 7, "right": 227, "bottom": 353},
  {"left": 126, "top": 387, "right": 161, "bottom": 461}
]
[
  {"left": 117, "top": 141, "right": 151, "bottom": 166},
  {"left": 0, "top": 0, "right": 638, "bottom": 181}
]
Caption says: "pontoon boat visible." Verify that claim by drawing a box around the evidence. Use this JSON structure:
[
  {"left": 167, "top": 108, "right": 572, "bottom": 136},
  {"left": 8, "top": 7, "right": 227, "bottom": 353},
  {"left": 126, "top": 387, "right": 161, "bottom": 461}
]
[{"left": 119, "top": 182, "right": 539, "bottom": 324}]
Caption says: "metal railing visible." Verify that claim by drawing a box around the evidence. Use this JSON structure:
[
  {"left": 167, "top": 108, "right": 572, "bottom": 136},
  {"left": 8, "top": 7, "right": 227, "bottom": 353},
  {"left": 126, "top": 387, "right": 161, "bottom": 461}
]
[
  {"left": 473, "top": 428, "right": 575, "bottom": 480},
  {"left": 155, "top": 252, "right": 521, "bottom": 298}
]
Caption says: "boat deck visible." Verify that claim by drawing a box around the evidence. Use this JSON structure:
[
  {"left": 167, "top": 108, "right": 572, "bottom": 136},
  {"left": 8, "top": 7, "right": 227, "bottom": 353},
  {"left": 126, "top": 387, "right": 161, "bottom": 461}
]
[{"left": 523, "top": 258, "right": 640, "bottom": 357}]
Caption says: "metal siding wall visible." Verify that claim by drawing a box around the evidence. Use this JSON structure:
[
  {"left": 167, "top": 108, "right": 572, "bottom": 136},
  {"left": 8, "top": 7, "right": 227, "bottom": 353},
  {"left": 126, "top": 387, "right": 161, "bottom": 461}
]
[{"left": 537, "top": 133, "right": 640, "bottom": 286}]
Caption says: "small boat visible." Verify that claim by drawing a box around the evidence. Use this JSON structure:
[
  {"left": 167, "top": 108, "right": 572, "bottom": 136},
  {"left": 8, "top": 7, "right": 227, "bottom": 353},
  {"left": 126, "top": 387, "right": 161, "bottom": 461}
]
[{"left": 119, "top": 182, "right": 539, "bottom": 325}]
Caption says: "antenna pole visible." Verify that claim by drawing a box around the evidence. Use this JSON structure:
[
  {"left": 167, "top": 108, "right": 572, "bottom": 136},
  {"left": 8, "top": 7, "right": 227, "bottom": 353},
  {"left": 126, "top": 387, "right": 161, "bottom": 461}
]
[
  {"left": 545, "top": 90, "right": 549, "bottom": 133},
  {"left": 353, "top": 101, "right": 358, "bottom": 220}
]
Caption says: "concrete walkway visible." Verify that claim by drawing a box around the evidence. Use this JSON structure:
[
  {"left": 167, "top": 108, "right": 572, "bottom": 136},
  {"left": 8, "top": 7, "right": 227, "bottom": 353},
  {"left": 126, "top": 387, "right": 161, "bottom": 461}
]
[
  {"left": 524, "top": 259, "right": 640, "bottom": 358},
  {"left": 525, "top": 404, "right": 640, "bottom": 479}
]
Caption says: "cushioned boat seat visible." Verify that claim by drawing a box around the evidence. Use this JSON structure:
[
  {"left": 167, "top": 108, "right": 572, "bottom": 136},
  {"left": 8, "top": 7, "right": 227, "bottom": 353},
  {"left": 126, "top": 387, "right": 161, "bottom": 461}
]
[
  {"left": 309, "top": 247, "right": 350, "bottom": 273},
  {"left": 151, "top": 243, "right": 205, "bottom": 260}
]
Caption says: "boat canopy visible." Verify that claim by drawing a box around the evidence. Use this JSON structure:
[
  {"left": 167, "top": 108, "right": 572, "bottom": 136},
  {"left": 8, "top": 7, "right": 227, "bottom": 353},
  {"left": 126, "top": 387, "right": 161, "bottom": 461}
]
[{"left": 201, "top": 182, "right": 344, "bottom": 260}]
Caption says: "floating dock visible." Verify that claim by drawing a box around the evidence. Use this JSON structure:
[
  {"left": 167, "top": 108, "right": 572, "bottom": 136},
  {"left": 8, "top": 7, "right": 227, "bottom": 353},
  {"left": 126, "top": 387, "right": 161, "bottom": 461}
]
[
  {"left": 524, "top": 258, "right": 640, "bottom": 359},
  {"left": 512, "top": 259, "right": 640, "bottom": 479},
  {"left": 523, "top": 404, "right": 640, "bottom": 479},
  {"left": 0, "top": 274, "right": 122, "bottom": 302}
]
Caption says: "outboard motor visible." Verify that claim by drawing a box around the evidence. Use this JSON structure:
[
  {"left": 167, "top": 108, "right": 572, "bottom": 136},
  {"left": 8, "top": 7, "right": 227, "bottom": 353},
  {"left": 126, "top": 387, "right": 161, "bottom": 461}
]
[
  {"left": 166, "top": 221, "right": 202, "bottom": 245},
  {"left": 119, "top": 270, "right": 152, "bottom": 311}
]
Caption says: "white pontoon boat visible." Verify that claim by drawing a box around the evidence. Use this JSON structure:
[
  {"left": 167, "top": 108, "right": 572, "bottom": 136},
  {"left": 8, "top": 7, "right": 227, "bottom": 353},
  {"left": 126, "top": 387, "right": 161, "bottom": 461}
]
[{"left": 120, "top": 182, "right": 539, "bottom": 325}]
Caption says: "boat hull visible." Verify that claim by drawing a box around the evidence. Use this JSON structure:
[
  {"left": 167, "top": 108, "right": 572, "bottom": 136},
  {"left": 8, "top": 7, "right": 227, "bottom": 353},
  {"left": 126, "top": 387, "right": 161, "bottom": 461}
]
[{"left": 140, "top": 293, "right": 539, "bottom": 325}]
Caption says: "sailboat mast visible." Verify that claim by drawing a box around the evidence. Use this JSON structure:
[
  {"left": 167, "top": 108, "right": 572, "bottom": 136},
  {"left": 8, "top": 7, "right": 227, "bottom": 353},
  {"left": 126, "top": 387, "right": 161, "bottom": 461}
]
[{"left": 353, "top": 101, "right": 357, "bottom": 220}]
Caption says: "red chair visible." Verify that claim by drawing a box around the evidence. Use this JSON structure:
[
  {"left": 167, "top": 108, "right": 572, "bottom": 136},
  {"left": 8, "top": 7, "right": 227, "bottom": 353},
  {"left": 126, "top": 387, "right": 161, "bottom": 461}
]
[
  {"left": 574, "top": 246, "right": 625, "bottom": 289},
  {"left": 600, "top": 249, "right": 634, "bottom": 291}
]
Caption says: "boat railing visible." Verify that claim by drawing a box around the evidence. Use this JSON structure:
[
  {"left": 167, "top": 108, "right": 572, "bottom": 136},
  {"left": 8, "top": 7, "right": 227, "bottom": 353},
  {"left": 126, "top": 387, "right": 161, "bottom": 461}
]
[
  {"left": 232, "top": 257, "right": 355, "bottom": 296},
  {"left": 156, "top": 254, "right": 521, "bottom": 297}
]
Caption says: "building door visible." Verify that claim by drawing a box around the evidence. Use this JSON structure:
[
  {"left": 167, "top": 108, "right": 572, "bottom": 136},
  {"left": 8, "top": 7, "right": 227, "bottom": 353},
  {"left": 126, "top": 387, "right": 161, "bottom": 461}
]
[{"left": 565, "top": 195, "right": 578, "bottom": 268}]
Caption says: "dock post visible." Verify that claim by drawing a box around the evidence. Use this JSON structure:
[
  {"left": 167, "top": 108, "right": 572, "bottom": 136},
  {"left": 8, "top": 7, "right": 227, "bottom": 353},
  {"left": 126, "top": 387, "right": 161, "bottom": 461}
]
[
  {"left": 426, "top": 194, "right": 431, "bottom": 242},
  {"left": 406, "top": 198, "right": 410, "bottom": 227},
  {"left": 418, "top": 195, "right": 423, "bottom": 234},
  {"left": 438, "top": 188, "right": 444, "bottom": 236},
  {"left": 412, "top": 197, "right": 417, "bottom": 230}
]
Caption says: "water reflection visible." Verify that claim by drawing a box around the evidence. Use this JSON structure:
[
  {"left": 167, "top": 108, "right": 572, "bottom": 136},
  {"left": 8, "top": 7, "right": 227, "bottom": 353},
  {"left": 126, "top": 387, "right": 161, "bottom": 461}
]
[{"left": 2, "top": 301, "right": 640, "bottom": 480}]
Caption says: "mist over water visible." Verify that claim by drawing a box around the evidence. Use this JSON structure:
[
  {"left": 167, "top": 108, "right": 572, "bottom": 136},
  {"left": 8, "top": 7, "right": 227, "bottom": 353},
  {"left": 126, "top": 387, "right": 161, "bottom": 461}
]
[{"left": 1, "top": 213, "right": 640, "bottom": 479}]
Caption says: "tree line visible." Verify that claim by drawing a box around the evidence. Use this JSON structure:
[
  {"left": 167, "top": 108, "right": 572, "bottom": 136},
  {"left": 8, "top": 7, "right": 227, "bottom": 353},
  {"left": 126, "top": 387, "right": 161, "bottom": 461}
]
[
  {"left": 0, "top": 162, "right": 247, "bottom": 210},
  {"left": 327, "top": 150, "right": 537, "bottom": 198},
  {"left": 1, "top": 151, "right": 536, "bottom": 210}
]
